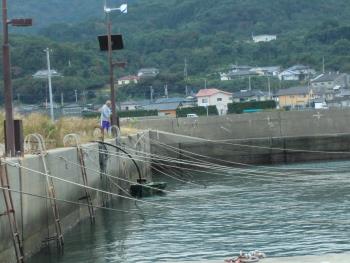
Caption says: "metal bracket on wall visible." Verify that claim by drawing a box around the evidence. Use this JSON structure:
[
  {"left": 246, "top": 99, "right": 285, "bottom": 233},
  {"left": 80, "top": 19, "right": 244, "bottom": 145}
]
[
  {"left": 24, "top": 133, "right": 64, "bottom": 250},
  {"left": 63, "top": 134, "right": 95, "bottom": 224},
  {"left": 0, "top": 159, "right": 25, "bottom": 263}
]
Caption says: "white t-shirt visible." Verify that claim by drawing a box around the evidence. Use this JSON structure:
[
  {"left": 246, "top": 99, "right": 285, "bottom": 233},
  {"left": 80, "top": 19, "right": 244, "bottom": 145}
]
[{"left": 100, "top": 104, "right": 111, "bottom": 123}]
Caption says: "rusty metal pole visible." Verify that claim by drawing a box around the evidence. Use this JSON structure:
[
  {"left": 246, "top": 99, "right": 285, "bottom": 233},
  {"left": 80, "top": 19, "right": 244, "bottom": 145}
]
[
  {"left": 107, "top": 13, "right": 117, "bottom": 126},
  {"left": 2, "top": 0, "right": 15, "bottom": 156}
]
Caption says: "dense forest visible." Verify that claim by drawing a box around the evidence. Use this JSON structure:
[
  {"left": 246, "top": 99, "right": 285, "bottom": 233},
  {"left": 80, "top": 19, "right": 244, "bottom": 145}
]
[{"left": 2, "top": 0, "right": 350, "bottom": 104}]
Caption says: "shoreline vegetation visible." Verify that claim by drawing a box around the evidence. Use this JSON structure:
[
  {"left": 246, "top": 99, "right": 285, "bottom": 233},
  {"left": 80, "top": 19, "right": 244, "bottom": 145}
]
[{"left": 0, "top": 112, "right": 139, "bottom": 149}]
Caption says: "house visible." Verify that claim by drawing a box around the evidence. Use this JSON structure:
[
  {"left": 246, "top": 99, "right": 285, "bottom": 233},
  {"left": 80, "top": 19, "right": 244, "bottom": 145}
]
[
  {"left": 276, "top": 86, "right": 313, "bottom": 109},
  {"left": 311, "top": 86, "right": 336, "bottom": 101},
  {"left": 278, "top": 65, "right": 316, "bottom": 81},
  {"left": 117, "top": 75, "right": 139, "bottom": 86},
  {"left": 119, "top": 100, "right": 150, "bottom": 111},
  {"left": 153, "top": 97, "right": 197, "bottom": 108},
  {"left": 328, "top": 89, "right": 350, "bottom": 108},
  {"left": 220, "top": 65, "right": 280, "bottom": 81},
  {"left": 142, "top": 101, "right": 182, "bottom": 117},
  {"left": 220, "top": 65, "right": 257, "bottom": 81},
  {"left": 120, "top": 100, "right": 140, "bottom": 111},
  {"left": 252, "top": 34, "right": 277, "bottom": 43},
  {"left": 311, "top": 72, "right": 350, "bottom": 90},
  {"left": 232, "top": 90, "right": 270, "bottom": 103},
  {"left": 250, "top": 66, "right": 281, "bottom": 76},
  {"left": 196, "top": 88, "right": 233, "bottom": 115},
  {"left": 313, "top": 98, "right": 328, "bottom": 109},
  {"left": 137, "top": 68, "right": 159, "bottom": 79},
  {"left": 33, "top": 69, "right": 62, "bottom": 78}
]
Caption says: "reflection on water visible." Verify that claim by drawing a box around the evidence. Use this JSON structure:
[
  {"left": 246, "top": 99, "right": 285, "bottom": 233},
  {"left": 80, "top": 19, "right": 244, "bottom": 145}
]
[{"left": 28, "top": 161, "right": 350, "bottom": 263}]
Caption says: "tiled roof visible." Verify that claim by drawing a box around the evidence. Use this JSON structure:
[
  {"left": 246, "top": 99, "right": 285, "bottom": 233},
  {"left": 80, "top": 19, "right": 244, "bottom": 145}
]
[
  {"left": 233, "top": 90, "right": 267, "bottom": 99},
  {"left": 276, "top": 86, "right": 310, "bottom": 96},
  {"left": 142, "top": 102, "right": 181, "bottom": 111},
  {"left": 311, "top": 73, "right": 343, "bottom": 83},
  {"left": 196, "top": 88, "right": 232, "bottom": 97}
]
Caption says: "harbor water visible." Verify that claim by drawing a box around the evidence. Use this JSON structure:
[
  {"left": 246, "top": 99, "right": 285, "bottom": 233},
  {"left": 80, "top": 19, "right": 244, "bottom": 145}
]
[{"left": 28, "top": 161, "right": 350, "bottom": 263}]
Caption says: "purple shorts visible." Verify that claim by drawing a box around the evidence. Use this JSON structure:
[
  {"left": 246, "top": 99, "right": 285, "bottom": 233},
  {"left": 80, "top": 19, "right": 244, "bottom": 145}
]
[{"left": 101, "top": 120, "right": 110, "bottom": 130}]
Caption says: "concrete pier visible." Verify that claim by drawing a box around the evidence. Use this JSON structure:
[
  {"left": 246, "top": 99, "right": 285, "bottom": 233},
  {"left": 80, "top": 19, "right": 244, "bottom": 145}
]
[{"left": 0, "top": 133, "right": 152, "bottom": 263}]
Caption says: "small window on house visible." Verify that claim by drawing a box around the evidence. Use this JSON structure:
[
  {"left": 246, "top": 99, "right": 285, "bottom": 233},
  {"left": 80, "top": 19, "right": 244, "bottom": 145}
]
[
  {"left": 202, "top": 98, "right": 208, "bottom": 103},
  {"left": 125, "top": 106, "right": 129, "bottom": 111},
  {"left": 217, "top": 98, "right": 222, "bottom": 102}
]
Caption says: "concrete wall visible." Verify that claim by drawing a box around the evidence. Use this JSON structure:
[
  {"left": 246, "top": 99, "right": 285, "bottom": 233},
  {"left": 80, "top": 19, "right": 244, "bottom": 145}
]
[
  {"left": 127, "top": 109, "right": 350, "bottom": 140},
  {"left": 0, "top": 132, "right": 151, "bottom": 263},
  {"left": 149, "top": 130, "right": 350, "bottom": 166}
]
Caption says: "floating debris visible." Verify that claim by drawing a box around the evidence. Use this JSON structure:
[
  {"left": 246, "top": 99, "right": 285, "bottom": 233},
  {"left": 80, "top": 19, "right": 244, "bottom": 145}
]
[{"left": 225, "top": 250, "right": 266, "bottom": 263}]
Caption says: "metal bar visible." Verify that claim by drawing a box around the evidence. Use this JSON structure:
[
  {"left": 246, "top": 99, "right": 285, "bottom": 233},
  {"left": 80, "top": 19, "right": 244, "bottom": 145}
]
[
  {"left": 77, "top": 147, "right": 95, "bottom": 223},
  {"left": 2, "top": 0, "right": 15, "bottom": 156},
  {"left": 107, "top": 14, "right": 117, "bottom": 126},
  {"left": 0, "top": 161, "right": 25, "bottom": 262}
]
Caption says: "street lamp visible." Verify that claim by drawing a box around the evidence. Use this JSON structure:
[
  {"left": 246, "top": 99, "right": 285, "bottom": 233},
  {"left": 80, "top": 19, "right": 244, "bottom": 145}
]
[
  {"left": 33, "top": 49, "right": 62, "bottom": 123},
  {"left": 2, "top": 0, "right": 32, "bottom": 156},
  {"left": 103, "top": 1, "right": 127, "bottom": 126}
]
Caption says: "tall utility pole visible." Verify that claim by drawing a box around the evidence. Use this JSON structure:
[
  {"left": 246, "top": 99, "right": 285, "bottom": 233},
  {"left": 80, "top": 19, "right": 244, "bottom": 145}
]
[
  {"left": 164, "top": 84, "right": 168, "bottom": 98},
  {"left": 322, "top": 56, "right": 325, "bottom": 74},
  {"left": 104, "top": 2, "right": 127, "bottom": 126},
  {"left": 150, "top": 86, "right": 154, "bottom": 102},
  {"left": 267, "top": 76, "right": 271, "bottom": 99},
  {"left": 2, "top": 1, "right": 32, "bottom": 156},
  {"left": 2, "top": 0, "right": 15, "bottom": 156},
  {"left": 184, "top": 58, "right": 188, "bottom": 96},
  {"left": 44, "top": 48, "right": 55, "bottom": 122},
  {"left": 61, "top": 92, "right": 64, "bottom": 107},
  {"left": 74, "top": 89, "right": 78, "bottom": 103},
  {"left": 106, "top": 12, "right": 117, "bottom": 125}
]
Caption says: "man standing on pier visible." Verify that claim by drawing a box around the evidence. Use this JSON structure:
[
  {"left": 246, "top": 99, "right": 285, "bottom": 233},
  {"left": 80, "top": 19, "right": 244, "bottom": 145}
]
[{"left": 100, "top": 100, "right": 112, "bottom": 137}]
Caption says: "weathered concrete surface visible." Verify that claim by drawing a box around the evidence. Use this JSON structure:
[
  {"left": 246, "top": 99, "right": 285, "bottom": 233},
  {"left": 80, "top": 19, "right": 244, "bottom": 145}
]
[
  {"left": 127, "top": 109, "right": 350, "bottom": 140},
  {"left": 172, "top": 253, "right": 350, "bottom": 263},
  {"left": 150, "top": 130, "right": 350, "bottom": 165},
  {"left": 0, "top": 132, "right": 152, "bottom": 263}
]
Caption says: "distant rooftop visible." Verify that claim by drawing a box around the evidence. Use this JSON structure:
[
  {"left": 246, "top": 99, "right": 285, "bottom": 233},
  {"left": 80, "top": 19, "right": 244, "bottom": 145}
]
[
  {"left": 276, "top": 86, "right": 310, "bottom": 96},
  {"left": 33, "top": 69, "right": 61, "bottom": 78},
  {"left": 196, "top": 88, "right": 232, "bottom": 97},
  {"left": 311, "top": 72, "right": 345, "bottom": 83}
]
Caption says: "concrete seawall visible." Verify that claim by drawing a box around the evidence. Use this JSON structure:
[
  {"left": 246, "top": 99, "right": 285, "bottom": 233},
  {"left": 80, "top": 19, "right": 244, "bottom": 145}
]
[
  {"left": 150, "top": 130, "right": 350, "bottom": 165},
  {"left": 126, "top": 109, "right": 350, "bottom": 165},
  {"left": 128, "top": 109, "right": 350, "bottom": 140},
  {"left": 0, "top": 132, "right": 152, "bottom": 263}
]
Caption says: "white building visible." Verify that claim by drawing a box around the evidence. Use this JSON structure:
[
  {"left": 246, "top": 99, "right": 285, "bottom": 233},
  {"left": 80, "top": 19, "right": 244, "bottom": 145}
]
[
  {"left": 137, "top": 68, "right": 159, "bottom": 78},
  {"left": 252, "top": 34, "right": 277, "bottom": 43},
  {"left": 196, "top": 88, "right": 232, "bottom": 115},
  {"left": 278, "top": 65, "right": 316, "bottom": 81},
  {"left": 117, "top": 75, "right": 139, "bottom": 86}
]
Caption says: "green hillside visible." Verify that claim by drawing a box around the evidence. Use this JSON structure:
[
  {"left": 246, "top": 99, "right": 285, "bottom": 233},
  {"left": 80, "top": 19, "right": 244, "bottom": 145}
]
[{"left": 2, "top": 0, "right": 350, "bottom": 103}]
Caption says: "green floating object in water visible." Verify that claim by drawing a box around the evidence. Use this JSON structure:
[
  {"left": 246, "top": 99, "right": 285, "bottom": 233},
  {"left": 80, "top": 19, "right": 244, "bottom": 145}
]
[{"left": 130, "top": 182, "right": 167, "bottom": 198}]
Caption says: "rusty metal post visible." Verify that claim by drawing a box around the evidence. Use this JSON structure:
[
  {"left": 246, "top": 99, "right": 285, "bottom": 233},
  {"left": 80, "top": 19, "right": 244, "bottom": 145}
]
[
  {"left": 107, "top": 14, "right": 117, "bottom": 126},
  {"left": 2, "top": 0, "right": 15, "bottom": 156}
]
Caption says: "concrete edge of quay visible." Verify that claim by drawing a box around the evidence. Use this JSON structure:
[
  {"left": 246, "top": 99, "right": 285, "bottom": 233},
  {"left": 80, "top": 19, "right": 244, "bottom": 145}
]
[{"left": 0, "top": 131, "right": 152, "bottom": 263}]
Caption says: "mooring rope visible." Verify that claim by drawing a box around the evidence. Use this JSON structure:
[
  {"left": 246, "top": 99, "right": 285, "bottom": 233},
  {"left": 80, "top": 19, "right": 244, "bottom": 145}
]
[
  {"left": 54, "top": 154, "right": 242, "bottom": 207},
  {"left": 148, "top": 138, "right": 349, "bottom": 174},
  {"left": 86, "top": 145, "right": 350, "bottom": 186},
  {"left": 0, "top": 185, "right": 142, "bottom": 215},
  {"left": 155, "top": 130, "right": 350, "bottom": 155},
  {"left": 1, "top": 159, "right": 189, "bottom": 212}
]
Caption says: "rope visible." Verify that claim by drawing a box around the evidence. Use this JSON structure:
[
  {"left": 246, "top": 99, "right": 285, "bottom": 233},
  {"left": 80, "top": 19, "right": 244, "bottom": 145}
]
[
  {"left": 1, "top": 159, "right": 188, "bottom": 212},
  {"left": 0, "top": 185, "right": 142, "bottom": 215}
]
